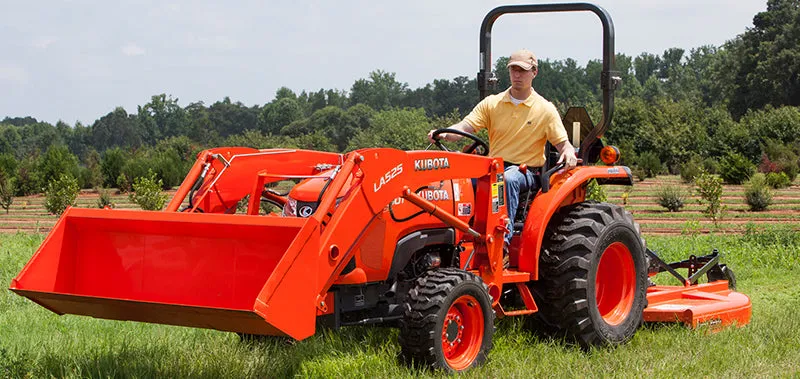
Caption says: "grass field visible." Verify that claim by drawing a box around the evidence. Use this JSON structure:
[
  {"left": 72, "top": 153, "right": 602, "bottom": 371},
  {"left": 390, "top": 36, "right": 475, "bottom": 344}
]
[{"left": 3, "top": 229, "right": 799, "bottom": 378}]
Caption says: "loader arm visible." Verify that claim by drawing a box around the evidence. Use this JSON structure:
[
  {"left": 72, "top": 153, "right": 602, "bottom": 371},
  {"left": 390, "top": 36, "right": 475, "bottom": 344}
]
[
  {"left": 167, "top": 147, "right": 343, "bottom": 213},
  {"left": 256, "top": 148, "right": 510, "bottom": 339}
]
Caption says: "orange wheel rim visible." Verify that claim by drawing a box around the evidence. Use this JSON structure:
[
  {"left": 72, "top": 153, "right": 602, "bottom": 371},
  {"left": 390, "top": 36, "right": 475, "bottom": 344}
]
[
  {"left": 595, "top": 242, "right": 636, "bottom": 326},
  {"left": 441, "top": 294, "right": 484, "bottom": 370}
]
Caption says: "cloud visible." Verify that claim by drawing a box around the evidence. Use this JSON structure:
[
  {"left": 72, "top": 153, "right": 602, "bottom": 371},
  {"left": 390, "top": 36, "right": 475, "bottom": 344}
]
[
  {"left": 121, "top": 43, "right": 146, "bottom": 56},
  {"left": 0, "top": 62, "right": 28, "bottom": 83},
  {"left": 163, "top": 2, "right": 180, "bottom": 12},
  {"left": 185, "top": 34, "right": 239, "bottom": 51},
  {"left": 31, "top": 36, "right": 57, "bottom": 49}
]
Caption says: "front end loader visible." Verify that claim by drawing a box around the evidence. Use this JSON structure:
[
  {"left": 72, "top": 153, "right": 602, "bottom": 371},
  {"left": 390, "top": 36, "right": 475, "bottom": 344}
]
[{"left": 10, "top": 2, "right": 750, "bottom": 372}]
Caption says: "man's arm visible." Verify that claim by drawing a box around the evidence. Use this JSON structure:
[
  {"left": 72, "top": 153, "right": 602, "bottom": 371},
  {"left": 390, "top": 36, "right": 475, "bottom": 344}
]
[
  {"left": 554, "top": 140, "right": 578, "bottom": 169},
  {"left": 426, "top": 121, "right": 476, "bottom": 143}
]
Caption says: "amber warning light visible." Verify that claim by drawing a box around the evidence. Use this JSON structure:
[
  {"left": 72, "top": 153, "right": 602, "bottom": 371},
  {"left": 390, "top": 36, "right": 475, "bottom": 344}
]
[{"left": 600, "top": 146, "right": 621, "bottom": 165}]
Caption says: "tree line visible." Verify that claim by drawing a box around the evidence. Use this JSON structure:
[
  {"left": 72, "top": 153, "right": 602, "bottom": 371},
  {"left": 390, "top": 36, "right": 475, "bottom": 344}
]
[{"left": 0, "top": 0, "right": 797, "bottom": 198}]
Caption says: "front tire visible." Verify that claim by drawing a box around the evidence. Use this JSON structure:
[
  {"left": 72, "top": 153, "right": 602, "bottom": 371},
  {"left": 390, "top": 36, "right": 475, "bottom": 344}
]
[
  {"left": 399, "top": 268, "right": 495, "bottom": 372},
  {"left": 533, "top": 202, "right": 648, "bottom": 348}
]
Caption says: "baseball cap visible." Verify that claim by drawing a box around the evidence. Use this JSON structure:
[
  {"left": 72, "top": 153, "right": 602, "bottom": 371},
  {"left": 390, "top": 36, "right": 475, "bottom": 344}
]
[{"left": 507, "top": 49, "right": 538, "bottom": 70}]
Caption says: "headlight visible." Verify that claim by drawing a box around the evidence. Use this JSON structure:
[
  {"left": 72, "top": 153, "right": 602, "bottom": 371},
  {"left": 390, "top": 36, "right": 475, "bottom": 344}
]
[
  {"left": 281, "top": 197, "right": 342, "bottom": 218},
  {"left": 282, "top": 197, "right": 297, "bottom": 217}
]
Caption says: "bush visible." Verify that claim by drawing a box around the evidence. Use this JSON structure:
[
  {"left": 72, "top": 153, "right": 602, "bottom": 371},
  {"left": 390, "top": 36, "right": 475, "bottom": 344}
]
[
  {"left": 719, "top": 152, "right": 755, "bottom": 184},
  {"left": 656, "top": 185, "right": 686, "bottom": 212},
  {"left": 0, "top": 177, "right": 15, "bottom": 214},
  {"left": 679, "top": 156, "right": 703, "bottom": 183},
  {"left": 129, "top": 170, "right": 168, "bottom": 211},
  {"left": 741, "top": 223, "right": 800, "bottom": 246},
  {"left": 96, "top": 187, "right": 114, "bottom": 208},
  {"left": 237, "top": 195, "right": 250, "bottom": 213},
  {"left": 633, "top": 166, "right": 647, "bottom": 182},
  {"left": 223, "top": 129, "right": 295, "bottom": 150},
  {"left": 765, "top": 172, "right": 791, "bottom": 189},
  {"left": 347, "top": 108, "right": 431, "bottom": 151},
  {"left": 744, "top": 173, "right": 772, "bottom": 211},
  {"left": 112, "top": 143, "right": 195, "bottom": 190},
  {"left": 44, "top": 174, "right": 79, "bottom": 216},
  {"left": 0, "top": 153, "right": 18, "bottom": 181},
  {"left": 150, "top": 150, "right": 186, "bottom": 189},
  {"left": 695, "top": 172, "right": 725, "bottom": 224},
  {"left": 101, "top": 147, "right": 129, "bottom": 188},
  {"left": 236, "top": 194, "right": 279, "bottom": 215},
  {"left": 635, "top": 151, "right": 662, "bottom": 180},
  {"left": 681, "top": 220, "right": 702, "bottom": 237},
  {"left": 294, "top": 131, "right": 337, "bottom": 152},
  {"left": 762, "top": 140, "right": 799, "bottom": 181},
  {"left": 783, "top": 161, "right": 799, "bottom": 182},
  {"left": 621, "top": 186, "right": 633, "bottom": 205},
  {"left": 15, "top": 157, "right": 40, "bottom": 196},
  {"left": 36, "top": 145, "right": 80, "bottom": 188},
  {"left": 586, "top": 179, "right": 607, "bottom": 202},
  {"left": 121, "top": 154, "right": 154, "bottom": 188},
  {"left": 116, "top": 173, "right": 131, "bottom": 193},
  {"left": 702, "top": 157, "right": 720, "bottom": 174},
  {"left": 83, "top": 149, "right": 104, "bottom": 189},
  {"left": 758, "top": 153, "right": 779, "bottom": 174}
]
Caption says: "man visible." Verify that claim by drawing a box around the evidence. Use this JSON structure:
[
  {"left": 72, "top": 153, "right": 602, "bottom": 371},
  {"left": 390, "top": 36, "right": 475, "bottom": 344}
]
[{"left": 427, "top": 48, "right": 578, "bottom": 259}]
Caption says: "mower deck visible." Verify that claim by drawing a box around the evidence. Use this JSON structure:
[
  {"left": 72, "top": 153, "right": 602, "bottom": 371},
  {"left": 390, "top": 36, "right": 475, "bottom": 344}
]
[{"left": 644, "top": 281, "right": 751, "bottom": 329}]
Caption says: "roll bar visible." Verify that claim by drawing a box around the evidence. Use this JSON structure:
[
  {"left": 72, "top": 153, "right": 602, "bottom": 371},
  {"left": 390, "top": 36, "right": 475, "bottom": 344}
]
[{"left": 478, "top": 3, "right": 621, "bottom": 163}]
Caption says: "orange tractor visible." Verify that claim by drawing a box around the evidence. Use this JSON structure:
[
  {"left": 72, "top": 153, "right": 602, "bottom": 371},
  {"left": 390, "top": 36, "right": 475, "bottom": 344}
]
[{"left": 11, "top": 3, "right": 749, "bottom": 372}]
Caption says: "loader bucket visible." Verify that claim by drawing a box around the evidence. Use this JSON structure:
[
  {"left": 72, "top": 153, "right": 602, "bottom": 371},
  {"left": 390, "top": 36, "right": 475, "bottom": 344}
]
[{"left": 10, "top": 207, "right": 311, "bottom": 337}]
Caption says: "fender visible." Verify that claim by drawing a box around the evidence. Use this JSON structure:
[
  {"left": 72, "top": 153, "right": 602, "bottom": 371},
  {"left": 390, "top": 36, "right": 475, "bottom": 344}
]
[
  {"left": 517, "top": 165, "right": 633, "bottom": 278},
  {"left": 387, "top": 228, "right": 455, "bottom": 279}
]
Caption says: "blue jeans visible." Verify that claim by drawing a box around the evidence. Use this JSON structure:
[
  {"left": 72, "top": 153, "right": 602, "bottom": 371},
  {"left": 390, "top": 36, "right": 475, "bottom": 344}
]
[{"left": 503, "top": 164, "right": 539, "bottom": 244}]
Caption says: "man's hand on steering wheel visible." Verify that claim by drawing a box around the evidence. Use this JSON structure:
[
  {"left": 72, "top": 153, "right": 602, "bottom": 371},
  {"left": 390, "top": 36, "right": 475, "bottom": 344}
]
[
  {"left": 428, "top": 128, "right": 489, "bottom": 156},
  {"left": 427, "top": 129, "right": 448, "bottom": 144},
  {"left": 555, "top": 141, "right": 579, "bottom": 169}
]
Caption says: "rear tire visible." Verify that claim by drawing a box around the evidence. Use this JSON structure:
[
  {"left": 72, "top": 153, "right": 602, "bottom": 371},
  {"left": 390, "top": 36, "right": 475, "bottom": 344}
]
[
  {"left": 399, "top": 268, "right": 495, "bottom": 372},
  {"left": 532, "top": 202, "right": 647, "bottom": 348}
]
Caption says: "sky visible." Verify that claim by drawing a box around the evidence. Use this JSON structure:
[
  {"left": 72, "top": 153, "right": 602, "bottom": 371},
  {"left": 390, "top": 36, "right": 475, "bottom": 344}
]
[{"left": 1, "top": 0, "right": 768, "bottom": 126}]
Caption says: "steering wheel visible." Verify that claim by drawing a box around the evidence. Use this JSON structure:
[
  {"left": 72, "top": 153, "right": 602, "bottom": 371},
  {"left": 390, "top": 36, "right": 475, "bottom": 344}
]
[{"left": 430, "top": 128, "right": 489, "bottom": 156}]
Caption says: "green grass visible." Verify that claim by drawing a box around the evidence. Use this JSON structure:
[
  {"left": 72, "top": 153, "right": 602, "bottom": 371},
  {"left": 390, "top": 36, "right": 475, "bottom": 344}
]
[
  {"left": 0, "top": 216, "right": 56, "bottom": 221},
  {"left": 615, "top": 197, "right": 800, "bottom": 205},
  {"left": 632, "top": 192, "right": 799, "bottom": 199},
  {"left": 622, "top": 202, "right": 800, "bottom": 210},
  {"left": 640, "top": 223, "right": 800, "bottom": 233},
  {"left": 631, "top": 212, "right": 800, "bottom": 220},
  {"left": 640, "top": 215, "right": 799, "bottom": 221},
  {"left": 2, "top": 230, "right": 800, "bottom": 377}
]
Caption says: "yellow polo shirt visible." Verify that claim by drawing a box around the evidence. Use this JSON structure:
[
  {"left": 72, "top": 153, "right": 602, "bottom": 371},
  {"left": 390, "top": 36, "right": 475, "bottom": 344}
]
[{"left": 463, "top": 88, "right": 567, "bottom": 167}]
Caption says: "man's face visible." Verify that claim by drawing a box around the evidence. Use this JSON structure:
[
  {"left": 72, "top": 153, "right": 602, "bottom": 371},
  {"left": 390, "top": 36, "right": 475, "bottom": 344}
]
[{"left": 509, "top": 65, "right": 537, "bottom": 92}]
